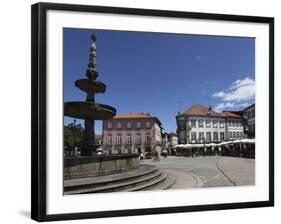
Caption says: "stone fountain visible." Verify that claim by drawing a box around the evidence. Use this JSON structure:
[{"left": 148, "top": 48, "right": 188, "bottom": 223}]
[
  {"left": 64, "top": 34, "right": 116, "bottom": 156},
  {"left": 64, "top": 34, "right": 140, "bottom": 180}
]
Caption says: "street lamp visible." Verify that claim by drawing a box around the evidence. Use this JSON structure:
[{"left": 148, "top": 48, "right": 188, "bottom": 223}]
[{"left": 73, "top": 119, "right": 76, "bottom": 156}]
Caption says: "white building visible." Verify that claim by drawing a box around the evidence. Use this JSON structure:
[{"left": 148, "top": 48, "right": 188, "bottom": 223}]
[
  {"left": 168, "top": 133, "right": 178, "bottom": 147},
  {"left": 167, "top": 132, "right": 178, "bottom": 156},
  {"left": 176, "top": 104, "right": 244, "bottom": 144},
  {"left": 223, "top": 111, "right": 244, "bottom": 140},
  {"left": 243, "top": 104, "right": 255, "bottom": 138}
]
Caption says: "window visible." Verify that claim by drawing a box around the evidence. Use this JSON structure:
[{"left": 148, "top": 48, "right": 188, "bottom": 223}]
[
  {"left": 145, "top": 132, "right": 151, "bottom": 143},
  {"left": 179, "top": 120, "right": 185, "bottom": 128},
  {"left": 136, "top": 121, "right": 141, "bottom": 129},
  {"left": 190, "top": 120, "right": 196, "bottom": 128},
  {"left": 108, "top": 122, "right": 112, "bottom": 129},
  {"left": 237, "top": 132, "right": 240, "bottom": 138},
  {"left": 220, "top": 132, "right": 224, "bottom": 141},
  {"left": 146, "top": 121, "right": 150, "bottom": 128},
  {"left": 206, "top": 120, "right": 210, "bottom": 128},
  {"left": 127, "top": 122, "right": 131, "bottom": 129},
  {"left": 251, "top": 109, "right": 255, "bottom": 118},
  {"left": 213, "top": 120, "right": 218, "bottom": 128},
  {"left": 229, "top": 132, "right": 232, "bottom": 138},
  {"left": 107, "top": 135, "right": 112, "bottom": 145},
  {"left": 249, "top": 124, "right": 253, "bottom": 132},
  {"left": 233, "top": 132, "right": 236, "bottom": 138},
  {"left": 116, "top": 135, "right": 121, "bottom": 145},
  {"left": 199, "top": 132, "right": 204, "bottom": 140},
  {"left": 136, "top": 133, "right": 141, "bottom": 144},
  {"left": 220, "top": 121, "right": 224, "bottom": 128},
  {"left": 206, "top": 132, "right": 211, "bottom": 142},
  {"left": 248, "top": 111, "right": 252, "bottom": 119},
  {"left": 179, "top": 132, "right": 185, "bottom": 143},
  {"left": 126, "top": 134, "right": 131, "bottom": 144},
  {"left": 228, "top": 121, "right": 231, "bottom": 127},
  {"left": 199, "top": 120, "right": 204, "bottom": 128},
  {"left": 213, "top": 132, "right": 218, "bottom": 141},
  {"left": 191, "top": 132, "right": 196, "bottom": 141},
  {"left": 117, "top": 122, "right": 122, "bottom": 129}
]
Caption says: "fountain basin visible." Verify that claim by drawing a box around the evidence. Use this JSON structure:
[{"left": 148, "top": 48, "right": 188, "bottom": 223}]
[
  {"left": 64, "top": 102, "right": 116, "bottom": 120},
  {"left": 75, "top": 79, "right": 106, "bottom": 94},
  {"left": 64, "top": 154, "right": 140, "bottom": 179}
]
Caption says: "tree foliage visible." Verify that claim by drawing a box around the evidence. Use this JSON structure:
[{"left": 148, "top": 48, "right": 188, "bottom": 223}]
[{"left": 64, "top": 123, "right": 84, "bottom": 151}]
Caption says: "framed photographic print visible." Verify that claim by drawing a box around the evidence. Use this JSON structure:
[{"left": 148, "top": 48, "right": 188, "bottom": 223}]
[{"left": 31, "top": 2, "right": 274, "bottom": 222}]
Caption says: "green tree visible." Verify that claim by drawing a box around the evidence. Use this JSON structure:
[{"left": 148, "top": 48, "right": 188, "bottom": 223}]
[{"left": 64, "top": 123, "right": 84, "bottom": 152}]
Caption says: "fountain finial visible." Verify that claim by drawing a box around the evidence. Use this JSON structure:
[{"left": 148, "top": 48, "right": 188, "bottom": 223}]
[
  {"left": 87, "top": 33, "right": 98, "bottom": 79},
  {"left": 91, "top": 33, "right": 96, "bottom": 42}
]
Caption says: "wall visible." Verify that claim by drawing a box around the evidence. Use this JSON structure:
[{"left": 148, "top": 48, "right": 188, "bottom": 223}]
[
  {"left": 187, "top": 116, "right": 226, "bottom": 142},
  {"left": 103, "top": 118, "right": 156, "bottom": 154},
  {"left": 64, "top": 154, "right": 140, "bottom": 179},
  {"left": 0, "top": 0, "right": 280, "bottom": 224}
]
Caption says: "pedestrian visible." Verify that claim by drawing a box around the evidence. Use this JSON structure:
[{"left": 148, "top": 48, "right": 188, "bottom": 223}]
[{"left": 140, "top": 152, "right": 144, "bottom": 162}]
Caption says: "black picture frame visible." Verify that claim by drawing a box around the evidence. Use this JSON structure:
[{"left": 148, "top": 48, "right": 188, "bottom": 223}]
[{"left": 31, "top": 2, "right": 274, "bottom": 222}]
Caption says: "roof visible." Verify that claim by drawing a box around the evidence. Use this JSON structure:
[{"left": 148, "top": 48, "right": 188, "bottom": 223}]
[
  {"left": 112, "top": 112, "right": 162, "bottom": 125},
  {"left": 223, "top": 111, "right": 243, "bottom": 118},
  {"left": 182, "top": 104, "right": 224, "bottom": 117},
  {"left": 243, "top": 103, "right": 255, "bottom": 111},
  {"left": 113, "top": 113, "right": 152, "bottom": 119}
]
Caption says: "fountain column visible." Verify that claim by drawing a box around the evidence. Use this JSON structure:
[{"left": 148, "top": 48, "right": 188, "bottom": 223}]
[{"left": 81, "top": 35, "right": 98, "bottom": 156}]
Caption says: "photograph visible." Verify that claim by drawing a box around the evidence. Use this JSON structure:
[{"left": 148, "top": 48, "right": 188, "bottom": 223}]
[
  {"left": 63, "top": 28, "right": 256, "bottom": 195},
  {"left": 31, "top": 2, "right": 274, "bottom": 221}
]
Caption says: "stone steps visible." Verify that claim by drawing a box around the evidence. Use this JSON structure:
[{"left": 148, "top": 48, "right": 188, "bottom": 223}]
[
  {"left": 64, "top": 165, "right": 176, "bottom": 194},
  {"left": 141, "top": 174, "right": 176, "bottom": 191},
  {"left": 122, "top": 171, "right": 176, "bottom": 192},
  {"left": 64, "top": 165, "right": 158, "bottom": 192},
  {"left": 66, "top": 169, "right": 162, "bottom": 194}
]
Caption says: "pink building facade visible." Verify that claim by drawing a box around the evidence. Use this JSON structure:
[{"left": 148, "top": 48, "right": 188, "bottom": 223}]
[{"left": 102, "top": 113, "right": 162, "bottom": 155}]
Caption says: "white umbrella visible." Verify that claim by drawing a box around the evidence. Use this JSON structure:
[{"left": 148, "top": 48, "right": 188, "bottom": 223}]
[{"left": 176, "top": 138, "right": 255, "bottom": 149}]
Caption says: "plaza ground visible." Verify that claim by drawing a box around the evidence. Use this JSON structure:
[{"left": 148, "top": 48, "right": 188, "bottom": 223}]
[
  {"left": 143, "top": 156, "right": 255, "bottom": 188},
  {"left": 64, "top": 155, "right": 255, "bottom": 194}
]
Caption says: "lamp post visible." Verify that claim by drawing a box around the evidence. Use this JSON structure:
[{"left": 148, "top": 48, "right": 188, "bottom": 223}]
[
  {"left": 203, "top": 137, "right": 206, "bottom": 156},
  {"left": 73, "top": 119, "right": 76, "bottom": 156}
]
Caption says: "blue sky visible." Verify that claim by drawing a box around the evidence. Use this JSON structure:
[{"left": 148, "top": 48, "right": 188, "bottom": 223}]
[{"left": 64, "top": 28, "right": 255, "bottom": 133}]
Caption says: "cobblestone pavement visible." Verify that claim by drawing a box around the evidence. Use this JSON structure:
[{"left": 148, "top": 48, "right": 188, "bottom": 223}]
[{"left": 143, "top": 156, "right": 255, "bottom": 189}]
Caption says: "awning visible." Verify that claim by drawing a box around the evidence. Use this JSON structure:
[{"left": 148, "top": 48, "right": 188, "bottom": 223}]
[{"left": 176, "top": 138, "right": 255, "bottom": 149}]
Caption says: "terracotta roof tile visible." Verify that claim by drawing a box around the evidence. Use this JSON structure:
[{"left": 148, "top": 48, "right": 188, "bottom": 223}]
[
  {"left": 223, "top": 111, "right": 242, "bottom": 118},
  {"left": 182, "top": 104, "right": 224, "bottom": 117},
  {"left": 113, "top": 113, "right": 152, "bottom": 119}
]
